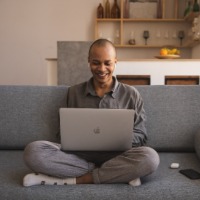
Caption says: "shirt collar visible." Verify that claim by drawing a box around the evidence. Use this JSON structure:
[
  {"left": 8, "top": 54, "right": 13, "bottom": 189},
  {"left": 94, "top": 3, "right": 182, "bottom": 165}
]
[{"left": 85, "top": 76, "right": 119, "bottom": 98}]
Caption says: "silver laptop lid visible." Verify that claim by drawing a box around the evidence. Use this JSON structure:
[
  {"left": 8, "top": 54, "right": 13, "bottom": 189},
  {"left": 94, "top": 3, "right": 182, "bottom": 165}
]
[{"left": 59, "top": 108, "right": 134, "bottom": 151}]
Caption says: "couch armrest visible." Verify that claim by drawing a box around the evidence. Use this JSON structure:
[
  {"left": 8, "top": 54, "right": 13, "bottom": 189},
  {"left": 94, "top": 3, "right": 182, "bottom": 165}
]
[{"left": 195, "top": 129, "right": 200, "bottom": 160}]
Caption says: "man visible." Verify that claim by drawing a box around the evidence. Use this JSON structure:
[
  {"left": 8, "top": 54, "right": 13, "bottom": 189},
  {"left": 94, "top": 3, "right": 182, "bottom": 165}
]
[{"left": 23, "top": 39, "right": 159, "bottom": 187}]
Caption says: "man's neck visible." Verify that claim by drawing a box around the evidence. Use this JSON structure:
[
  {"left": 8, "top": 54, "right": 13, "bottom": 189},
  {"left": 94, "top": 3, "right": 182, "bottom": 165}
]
[{"left": 93, "top": 78, "right": 114, "bottom": 98}]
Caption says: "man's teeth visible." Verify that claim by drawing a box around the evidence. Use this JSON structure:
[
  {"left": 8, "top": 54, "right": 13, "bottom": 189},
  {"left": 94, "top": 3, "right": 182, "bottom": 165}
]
[{"left": 98, "top": 73, "right": 107, "bottom": 77}]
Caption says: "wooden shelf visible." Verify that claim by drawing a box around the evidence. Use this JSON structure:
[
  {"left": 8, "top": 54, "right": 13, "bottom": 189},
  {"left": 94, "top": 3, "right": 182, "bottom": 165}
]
[
  {"left": 94, "top": 0, "right": 200, "bottom": 53},
  {"left": 96, "top": 18, "right": 185, "bottom": 22},
  {"left": 96, "top": 18, "right": 121, "bottom": 22},
  {"left": 115, "top": 45, "right": 188, "bottom": 48},
  {"left": 115, "top": 45, "right": 161, "bottom": 48},
  {"left": 122, "top": 18, "right": 185, "bottom": 22}
]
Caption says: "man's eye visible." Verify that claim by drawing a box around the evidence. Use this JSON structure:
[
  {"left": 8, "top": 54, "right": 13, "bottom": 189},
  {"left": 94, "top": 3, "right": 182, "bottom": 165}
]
[
  {"left": 105, "top": 63, "right": 112, "bottom": 66},
  {"left": 92, "top": 62, "right": 99, "bottom": 65}
]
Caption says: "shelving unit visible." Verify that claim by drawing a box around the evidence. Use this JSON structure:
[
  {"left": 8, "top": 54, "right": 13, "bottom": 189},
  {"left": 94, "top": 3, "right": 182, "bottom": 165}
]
[
  {"left": 94, "top": 0, "right": 200, "bottom": 49},
  {"left": 122, "top": 19, "right": 185, "bottom": 22}
]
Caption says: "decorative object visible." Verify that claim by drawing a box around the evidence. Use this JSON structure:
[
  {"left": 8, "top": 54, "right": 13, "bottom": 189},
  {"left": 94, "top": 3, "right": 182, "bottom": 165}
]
[
  {"left": 193, "top": 0, "right": 200, "bottom": 12},
  {"left": 128, "top": 31, "right": 136, "bottom": 45},
  {"left": 124, "top": 0, "right": 130, "bottom": 18},
  {"left": 155, "top": 47, "right": 180, "bottom": 59},
  {"left": 155, "top": 55, "right": 180, "bottom": 59},
  {"left": 105, "top": 0, "right": 111, "bottom": 18},
  {"left": 143, "top": 30, "right": 149, "bottom": 45},
  {"left": 111, "top": 0, "right": 120, "bottom": 18},
  {"left": 97, "top": 3, "right": 104, "bottom": 18},
  {"left": 184, "top": 1, "right": 193, "bottom": 17},
  {"left": 128, "top": 39, "right": 136, "bottom": 45},
  {"left": 129, "top": 0, "right": 157, "bottom": 19},
  {"left": 192, "top": 15, "right": 200, "bottom": 41},
  {"left": 114, "top": 30, "right": 120, "bottom": 44},
  {"left": 178, "top": 30, "right": 185, "bottom": 46},
  {"left": 157, "top": 0, "right": 163, "bottom": 18}
]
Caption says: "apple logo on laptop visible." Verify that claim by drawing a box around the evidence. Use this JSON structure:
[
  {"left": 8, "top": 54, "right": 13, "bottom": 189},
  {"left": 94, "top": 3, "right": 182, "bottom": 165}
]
[{"left": 93, "top": 127, "right": 100, "bottom": 134}]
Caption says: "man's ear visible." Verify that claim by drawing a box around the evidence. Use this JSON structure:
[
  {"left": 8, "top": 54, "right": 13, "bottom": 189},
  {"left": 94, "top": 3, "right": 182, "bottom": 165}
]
[{"left": 114, "top": 59, "right": 117, "bottom": 69}]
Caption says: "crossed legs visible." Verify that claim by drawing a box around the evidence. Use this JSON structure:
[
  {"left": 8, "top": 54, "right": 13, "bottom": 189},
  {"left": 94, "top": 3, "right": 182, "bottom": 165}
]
[{"left": 23, "top": 141, "right": 159, "bottom": 186}]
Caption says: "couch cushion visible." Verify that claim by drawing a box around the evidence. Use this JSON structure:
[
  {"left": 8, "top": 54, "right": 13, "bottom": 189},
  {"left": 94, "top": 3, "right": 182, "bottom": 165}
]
[
  {"left": 0, "top": 86, "right": 68, "bottom": 149},
  {"left": 1, "top": 85, "right": 200, "bottom": 152},
  {"left": 1, "top": 151, "right": 200, "bottom": 200},
  {"left": 135, "top": 86, "right": 200, "bottom": 152}
]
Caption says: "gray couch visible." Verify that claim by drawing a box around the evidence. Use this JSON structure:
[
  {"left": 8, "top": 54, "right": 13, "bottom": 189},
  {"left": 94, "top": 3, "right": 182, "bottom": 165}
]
[{"left": 1, "top": 85, "right": 200, "bottom": 200}]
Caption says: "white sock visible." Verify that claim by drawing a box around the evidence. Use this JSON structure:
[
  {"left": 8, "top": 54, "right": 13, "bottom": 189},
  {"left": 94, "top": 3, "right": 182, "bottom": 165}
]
[
  {"left": 23, "top": 173, "right": 76, "bottom": 187},
  {"left": 129, "top": 178, "right": 141, "bottom": 187}
]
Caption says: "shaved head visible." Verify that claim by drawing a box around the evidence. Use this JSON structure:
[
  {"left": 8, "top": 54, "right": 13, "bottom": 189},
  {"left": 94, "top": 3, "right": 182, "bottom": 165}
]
[{"left": 88, "top": 39, "right": 116, "bottom": 61}]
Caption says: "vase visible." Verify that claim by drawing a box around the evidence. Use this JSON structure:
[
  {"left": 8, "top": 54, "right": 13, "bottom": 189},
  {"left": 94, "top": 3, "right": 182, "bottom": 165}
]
[
  {"left": 184, "top": 1, "right": 192, "bottom": 17},
  {"left": 111, "top": 0, "right": 120, "bottom": 18},
  {"left": 193, "top": 0, "right": 200, "bottom": 12},
  {"left": 105, "top": 0, "right": 111, "bottom": 18},
  {"left": 157, "top": 0, "right": 163, "bottom": 19},
  {"left": 97, "top": 3, "right": 104, "bottom": 18},
  {"left": 124, "top": 0, "right": 130, "bottom": 18}
]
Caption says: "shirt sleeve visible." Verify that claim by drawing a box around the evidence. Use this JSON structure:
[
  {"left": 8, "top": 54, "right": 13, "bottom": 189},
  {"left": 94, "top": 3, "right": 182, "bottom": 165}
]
[{"left": 132, "top": 90, "right": 147, "bottom": 147}]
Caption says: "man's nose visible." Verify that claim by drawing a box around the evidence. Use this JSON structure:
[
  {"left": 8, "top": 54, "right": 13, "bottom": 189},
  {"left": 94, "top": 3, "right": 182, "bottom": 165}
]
[{"left": 98, "top": 63, "right": 106, "bottom": 70}]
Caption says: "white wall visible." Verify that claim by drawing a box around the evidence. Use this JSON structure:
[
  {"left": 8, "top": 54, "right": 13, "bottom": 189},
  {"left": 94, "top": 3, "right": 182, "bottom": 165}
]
[
  {"left": 0, "top": 0, "right": 98, "bottom": 85},
  {"left": 0, "top": 0, "right": 200, "bottom": 85}
]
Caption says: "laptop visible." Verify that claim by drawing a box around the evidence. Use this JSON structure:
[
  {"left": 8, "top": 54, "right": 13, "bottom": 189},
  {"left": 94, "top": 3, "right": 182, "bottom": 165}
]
[{"left": 59, "top": 108, "right": 134, "bottom": 151}]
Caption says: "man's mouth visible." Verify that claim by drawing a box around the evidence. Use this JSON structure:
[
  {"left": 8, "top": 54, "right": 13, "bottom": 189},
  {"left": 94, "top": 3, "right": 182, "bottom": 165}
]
[{"left": 96, "top": 73, "right": 109, "bottom": 78}]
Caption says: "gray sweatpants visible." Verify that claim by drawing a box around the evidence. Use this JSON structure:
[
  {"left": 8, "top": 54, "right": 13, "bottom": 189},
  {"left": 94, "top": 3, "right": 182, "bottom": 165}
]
[{"left": 23, "top": 141, "right": 159, "bottom": 184}]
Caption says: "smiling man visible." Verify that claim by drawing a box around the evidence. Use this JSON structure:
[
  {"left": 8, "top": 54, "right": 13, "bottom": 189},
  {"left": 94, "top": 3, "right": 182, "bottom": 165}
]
[
  {"left": 23, "top": 39, "right": 159, "bottom": 187},
  {"left": 88, "top": 39, "right": 117, "bottom": 97}
]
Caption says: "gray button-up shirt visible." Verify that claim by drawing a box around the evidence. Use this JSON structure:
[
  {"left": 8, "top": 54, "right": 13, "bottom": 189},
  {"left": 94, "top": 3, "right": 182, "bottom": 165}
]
[{"left": 67, "top": 77, "right": 147, "bottom": 147}]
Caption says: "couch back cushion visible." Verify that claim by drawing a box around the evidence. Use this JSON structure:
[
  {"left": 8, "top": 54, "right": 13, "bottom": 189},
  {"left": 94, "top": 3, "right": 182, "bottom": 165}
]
[
  {"left": 0, "top": 86, "right": 68, "bottom": 149},
  {"left": 1, "top": 85, "right": 200, "bottom": 152},
  {"left": 136, "top": 86, "right": 200, "bottom": 152}
]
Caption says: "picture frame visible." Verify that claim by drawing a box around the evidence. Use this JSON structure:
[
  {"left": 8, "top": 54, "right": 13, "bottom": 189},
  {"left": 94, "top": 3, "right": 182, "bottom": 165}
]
[{"left": 129, "top": 0, "right": 158, "bottom": 19}]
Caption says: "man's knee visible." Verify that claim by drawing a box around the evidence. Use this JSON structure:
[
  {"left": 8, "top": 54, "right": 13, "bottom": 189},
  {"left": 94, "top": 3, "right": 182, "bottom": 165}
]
[
  {"left": 23, "top": 141, "right": 45, "bottom": 170},
  {"left": 24, "top": 140, "right": 60, "bottom": 171},
  {"left": 142, "top": 146, "right": 160, "bottom": 174},
  {"left": 127, "top": 146, "right": 160, "bottom": 175}
]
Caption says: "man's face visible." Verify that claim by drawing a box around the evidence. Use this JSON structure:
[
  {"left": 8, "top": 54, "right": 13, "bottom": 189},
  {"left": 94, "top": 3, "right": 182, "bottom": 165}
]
[{"left": 88, "top": 44, "right": 117, "bottom": 86}]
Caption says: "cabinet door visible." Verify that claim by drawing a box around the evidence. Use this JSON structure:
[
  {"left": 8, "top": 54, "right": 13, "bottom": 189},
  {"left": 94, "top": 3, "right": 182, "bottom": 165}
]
[
  {"left": 165, "top": 76, "right": 200, "bottom": 85},
  {"left": 117, "top": 75, "right": 150, "bottom": 85}
]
